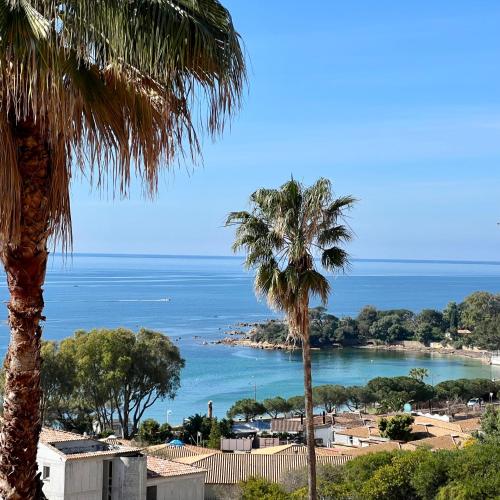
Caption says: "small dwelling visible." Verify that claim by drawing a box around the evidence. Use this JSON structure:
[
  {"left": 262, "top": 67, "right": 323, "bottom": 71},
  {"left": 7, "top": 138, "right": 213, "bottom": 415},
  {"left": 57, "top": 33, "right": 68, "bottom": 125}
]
[
  {"left": 146, "top": 456, "right": 206, "bottom": 500},
  {"left": 38, "top": 428, "right": 205, "bottom": 500}
]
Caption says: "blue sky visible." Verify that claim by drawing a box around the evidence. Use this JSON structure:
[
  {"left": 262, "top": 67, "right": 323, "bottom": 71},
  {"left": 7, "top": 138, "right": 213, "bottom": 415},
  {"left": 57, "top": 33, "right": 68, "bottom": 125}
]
[{"left": 70, "top": 1, "right": 500, "bottom": 260}]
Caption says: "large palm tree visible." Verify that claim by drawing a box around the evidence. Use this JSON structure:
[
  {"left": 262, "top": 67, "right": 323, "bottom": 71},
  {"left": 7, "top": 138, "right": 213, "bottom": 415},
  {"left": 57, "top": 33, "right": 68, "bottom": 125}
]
[
  {"left": 227, "top": 178, "right": 355, "bottom": 500},
  {"left": 0, "top": 1, "right": 245, "bottom": 497}
]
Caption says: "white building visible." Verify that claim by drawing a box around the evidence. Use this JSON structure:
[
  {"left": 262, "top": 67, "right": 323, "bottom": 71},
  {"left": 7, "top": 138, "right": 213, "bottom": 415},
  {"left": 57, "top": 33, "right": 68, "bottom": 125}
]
[
  {"left": 332, "top": 425, "right": 388, "bottom": 448},
  {"left": 38, "top": 428, "right": 205, "bottom": 500}
]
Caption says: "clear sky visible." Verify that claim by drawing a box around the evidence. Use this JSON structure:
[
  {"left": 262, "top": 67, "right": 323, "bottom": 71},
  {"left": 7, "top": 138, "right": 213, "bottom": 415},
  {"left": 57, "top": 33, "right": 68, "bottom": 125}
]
[{"left": 70, "top": 1, "right": 500, "bottom": 260}]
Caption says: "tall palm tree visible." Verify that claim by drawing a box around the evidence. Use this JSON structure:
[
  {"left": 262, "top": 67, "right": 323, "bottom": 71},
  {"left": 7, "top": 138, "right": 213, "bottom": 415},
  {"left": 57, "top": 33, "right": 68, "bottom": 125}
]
[
  {"left": 227, "top": 178, "right": 355, "bottom": 500},
  {"left": 0, "top": 1, "right": 245, "bottom": 497}
]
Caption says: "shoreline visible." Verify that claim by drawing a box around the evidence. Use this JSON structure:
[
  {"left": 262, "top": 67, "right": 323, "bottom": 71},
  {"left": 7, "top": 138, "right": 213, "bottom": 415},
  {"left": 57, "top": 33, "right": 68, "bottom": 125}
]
[
  {"left": 356, "top": 344, "right": 491, "bottom": 364},
  {"left": 214, "top": 336, "right": 492, "bottom": 364}
]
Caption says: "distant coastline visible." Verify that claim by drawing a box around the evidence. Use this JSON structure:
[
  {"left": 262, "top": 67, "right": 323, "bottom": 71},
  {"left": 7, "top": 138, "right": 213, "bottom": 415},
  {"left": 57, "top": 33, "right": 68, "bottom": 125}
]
[
  {"left": 50, "top": 253, "right": 500, "bottom": 265},
  {"left": 216, "top": 334, "right": 492, "bottom": 364}
]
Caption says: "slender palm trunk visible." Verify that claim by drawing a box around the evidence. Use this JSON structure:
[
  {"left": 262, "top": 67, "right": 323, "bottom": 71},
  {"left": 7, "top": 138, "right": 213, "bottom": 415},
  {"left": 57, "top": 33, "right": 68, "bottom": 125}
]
[
  {"left": 301, "top": 306, "right": 317, "bottom": 500},
  {"left": 0, "top": 119, "right": 51, "bottom": 500}
]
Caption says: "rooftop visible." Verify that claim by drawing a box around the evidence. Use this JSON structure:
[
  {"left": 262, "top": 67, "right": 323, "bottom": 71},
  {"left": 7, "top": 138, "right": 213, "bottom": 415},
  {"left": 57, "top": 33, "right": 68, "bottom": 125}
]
[
  {"left": 173, "top": 453, "right": 351, "bottom": 484},
  {"left": 40, "top": 428, "right": 90, "bottom": 444},
  {"left": 146, "top": 456, "right": 206, "bottom": 479},
  {"left": 146, "top": 444, "right": 222, "bottom": 460},
  {"left": 403, "top": 435, "right": 461, "bottom": 451},
  {"left": 40, "top": 427, "right": 142, "bottom": 461},
  {"left": 252, "top": 444, "right": 342, "bottom": 456},
  {"left": 335, "top": 426, "right": 381, "bottom": 438}
]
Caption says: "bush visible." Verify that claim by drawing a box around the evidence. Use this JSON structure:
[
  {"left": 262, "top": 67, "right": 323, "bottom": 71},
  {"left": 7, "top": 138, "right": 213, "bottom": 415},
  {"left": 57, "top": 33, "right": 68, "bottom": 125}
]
[
  {"left": 378, "top": 414, "right": 414, "bottom": 441},
  {"left": 409, "top": 450, "right": 451, "bottom": 500},
  {"left": 240, "top": 477, "right": 290, "bottom": 500},
  {"left": 359, "top": 452, "right": 421, "bottom": 500}
]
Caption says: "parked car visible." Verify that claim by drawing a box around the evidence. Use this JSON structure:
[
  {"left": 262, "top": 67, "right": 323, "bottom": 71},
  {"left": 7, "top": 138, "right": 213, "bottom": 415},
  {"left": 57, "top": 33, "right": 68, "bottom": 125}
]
[{"left": 467, "top": 398, "right": 483, "bottom": 407}]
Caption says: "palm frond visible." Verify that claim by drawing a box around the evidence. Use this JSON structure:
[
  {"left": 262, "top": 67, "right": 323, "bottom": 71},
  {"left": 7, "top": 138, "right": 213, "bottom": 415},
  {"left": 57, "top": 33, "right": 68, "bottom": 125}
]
[
  {"left": 0, "top": 0, "right": 246, "bottom": 246},
  {"left": 321, "top": 247, "right": 350, "bottom": 272},
  {"left": 300, "top": 270, "right": 330, "bottom": 304},
  {"left": 228, "top": 178, "right": 355, "bottom": 319},
  {"left": 317, "top": 225, "right": 353, "bottom": 247}
]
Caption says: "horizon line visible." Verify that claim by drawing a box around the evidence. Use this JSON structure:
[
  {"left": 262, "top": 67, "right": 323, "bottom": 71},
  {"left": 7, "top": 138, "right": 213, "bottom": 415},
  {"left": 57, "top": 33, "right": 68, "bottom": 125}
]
[{"left": 51, "top": 252, "right": 500, "bottom": 266}]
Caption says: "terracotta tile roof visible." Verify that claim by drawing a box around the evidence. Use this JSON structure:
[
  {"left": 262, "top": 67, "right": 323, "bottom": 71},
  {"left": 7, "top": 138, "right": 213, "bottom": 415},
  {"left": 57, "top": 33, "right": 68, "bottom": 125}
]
[
  {"left": 40, "top": 428, "right": 91, "bottom": 444},
  {"left": 411, "top": 424, "right": 429, "bottom": 434},
  {"left": 315, "top": 447, "right": 344, "bottom": 456},
  {"left": 333, "top": 418, "right": 365, "bottom": 429},
  {"left": 146, "top": 444, "right": 221, "bottom": 460},
  {"left": 102, "top": 437, "right": 137, "bottom": 447},
  {"left": 403, "top": 435, "right": 460, "bottom": 451},
  {"left": 173, "top": 454, "right": 351, "bottom": 484},
  {"left": 343, "top": 441, "right": 403, "bottom": 456},
  {"left": 146, "top": 456, "right": 205, "bottom": 479},
  {"left": 335, "top": 426, "right": 381, "bottom": 438},
  {"left": 456, "top": 418, "right": 481, "bottom": 433},
  {"left": 413, "top": 416, "right": 480, "bottom": 436}
]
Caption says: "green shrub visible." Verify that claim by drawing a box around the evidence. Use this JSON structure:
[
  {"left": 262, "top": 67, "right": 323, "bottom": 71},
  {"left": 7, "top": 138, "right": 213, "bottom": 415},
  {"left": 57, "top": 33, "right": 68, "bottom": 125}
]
[{"left": 240, "top": 477, "right": 290, "bottom": 500}]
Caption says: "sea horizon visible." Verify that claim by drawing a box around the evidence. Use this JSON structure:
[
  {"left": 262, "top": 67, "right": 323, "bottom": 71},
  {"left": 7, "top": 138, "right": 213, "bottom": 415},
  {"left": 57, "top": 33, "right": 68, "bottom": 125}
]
[
  {"left": 2, "top": 254, "right": 499, "bottom": 423},
  {"left": 50, "top": 252, "right": 500, "bottom": 266}
]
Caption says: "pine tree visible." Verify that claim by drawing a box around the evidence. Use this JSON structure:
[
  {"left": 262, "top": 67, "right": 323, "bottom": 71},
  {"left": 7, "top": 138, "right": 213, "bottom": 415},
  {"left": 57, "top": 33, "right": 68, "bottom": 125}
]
[{"left": 207, "top": 419, "right": 222, "bottom": 449}]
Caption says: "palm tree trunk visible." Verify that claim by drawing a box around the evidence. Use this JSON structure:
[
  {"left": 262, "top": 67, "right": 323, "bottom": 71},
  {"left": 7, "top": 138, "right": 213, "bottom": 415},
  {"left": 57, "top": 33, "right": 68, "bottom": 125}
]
[
  {"left": 301, "top": 308, "right": 317, "bottom": 500},
  {"left": 0, "top": 118, "right": 51, "bottom": 500}
]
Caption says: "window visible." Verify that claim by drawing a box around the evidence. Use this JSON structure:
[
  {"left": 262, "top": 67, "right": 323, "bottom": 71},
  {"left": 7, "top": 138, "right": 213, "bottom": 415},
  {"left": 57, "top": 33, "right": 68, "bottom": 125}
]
[
  {"left": 42, "top": 466, "right": 50, "bottom": 480},
  {"left": 146, "top": 486, "right": 157, "bottom": 500}
]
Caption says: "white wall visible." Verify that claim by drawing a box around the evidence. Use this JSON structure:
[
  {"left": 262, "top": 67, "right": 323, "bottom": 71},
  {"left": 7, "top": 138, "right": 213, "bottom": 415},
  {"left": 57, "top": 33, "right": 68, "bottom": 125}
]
[
  {"left": 333, "top": 432, "right": 358, "bottom": 447},
  {"left": 314, "top": 426, "right": 333, "bottom": 446},
  {"left": 64, "top": 457, "right": 104, "bottom": 500},
  {"left": 148, "top": 473, "right": 205, "bottom": 500},
  {"left": 38, "top": 444, "right": 66, "bottom": 500},
  {"left": 113, "top": 456, "right": 147, "bottom": 500}
]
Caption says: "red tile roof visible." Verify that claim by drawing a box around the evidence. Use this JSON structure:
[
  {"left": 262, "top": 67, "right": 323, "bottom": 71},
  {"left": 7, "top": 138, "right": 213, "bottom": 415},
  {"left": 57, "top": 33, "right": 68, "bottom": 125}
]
[
  {"left": 40, "top": 428, "right": 90, "bottom": 444},
  {"left": 146, "top": 456, "right": 205, "bottom": 479}
]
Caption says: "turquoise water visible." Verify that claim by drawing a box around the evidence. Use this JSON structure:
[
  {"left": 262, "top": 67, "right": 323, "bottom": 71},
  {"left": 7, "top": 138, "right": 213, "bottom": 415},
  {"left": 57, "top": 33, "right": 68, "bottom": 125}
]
[{"left": 1, "top": 255, "right": 499, "bottom": 423}]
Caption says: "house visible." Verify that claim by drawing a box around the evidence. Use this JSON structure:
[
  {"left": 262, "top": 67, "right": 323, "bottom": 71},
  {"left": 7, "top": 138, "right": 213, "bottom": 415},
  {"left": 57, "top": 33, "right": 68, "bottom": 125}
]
[
  {"left": 270, "top": 415, "right": 335, "bottom": 445},
  {"left": 413, "top": 416, "right": 481, "bottom": 438},
  {"left": 146, "top": 456, "right": 206, "bottom": 500},
  {"left": 332, "top": 425, "right": 386, "bottom": 447},
  {"left": 314, "top": 423, "right": 334, "bottom": 446},
  {"left": 38, "top": 428, "right": 205, "bottom": 500}
]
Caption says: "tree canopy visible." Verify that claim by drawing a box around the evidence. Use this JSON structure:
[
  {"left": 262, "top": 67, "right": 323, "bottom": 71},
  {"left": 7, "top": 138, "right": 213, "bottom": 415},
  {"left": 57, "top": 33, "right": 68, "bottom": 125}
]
[
  {"left": 246, "top": 291, "right": 500, "bottom": 350},
  {"left": 378, "top": 414, "right": 415, "bottom": 441},
  {"left": 312, "top": 385, "right": 348, "bottom": 413},
  {"left": 35, "top": 328, "right": 184, "bottom": 438},
  {"left": 263, "top": 397, "right": 292, "bottom": 418},
  {"left": 227, "top": 398, "right": 266, "bottom": 421},
  {"left": 137, "top": 419, "right": 172, "bottom": 445}
]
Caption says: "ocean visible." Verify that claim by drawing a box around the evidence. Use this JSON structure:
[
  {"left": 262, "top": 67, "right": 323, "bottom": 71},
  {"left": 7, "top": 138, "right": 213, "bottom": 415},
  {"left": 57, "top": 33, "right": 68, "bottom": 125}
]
[{"left": 1, "top": 255, "right": 500, "bottom": 424}]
